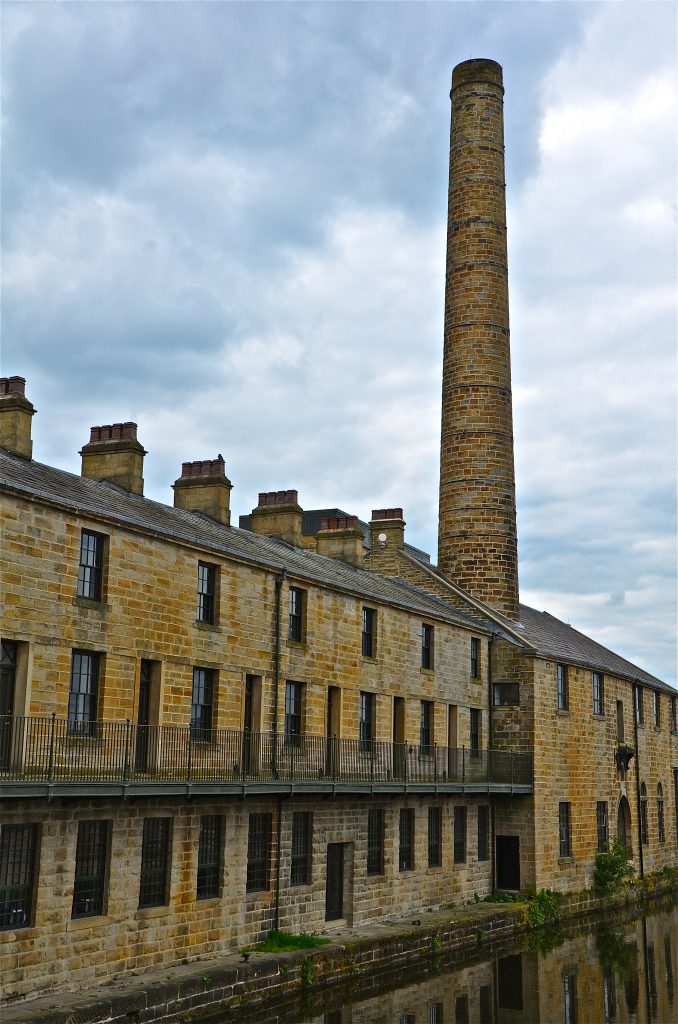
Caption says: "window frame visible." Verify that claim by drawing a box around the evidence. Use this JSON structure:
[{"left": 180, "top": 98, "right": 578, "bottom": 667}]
[
  {"left": 558, "top": 802, "right": 572, "bottom": 858},
  {"left": 556, "top": 664, "right": 568, "bottom": 711},
  {"left": 399, "top": 808, "right": 415, "bottom": 871},
  {"left": 493, "top": 682, "right": 520, "bottom": 707},
  {"left": 72, "top": 819, "right": 110, "bottom": 919},
  {"left": 288, "top": 587, "right": 305, "bottom": 643},
  {"left": 77, "top": 529, "right": 105, "bottom": 601},
  {"left": 653, "top": 691, "right": 661, "bottom": 729},
  {"left": 0, "top": 823, "right": 38, "bottom": 930},
  {"left": 196, "top": 562, "right": 217, "bottom": 625},
  {"left": 420, "top": 700, "right": 434, "bottom": 755},
  {"left": 359, "top": 691, "right": 375, "bottom": 752},
  {"left": 470, "top": 637, "right": 481, "bottom": 679},
  {"left": 428, "top": 806, "right": 442, "bottom": 868},
  {"left": 367, "top": 809, "right": 385, "bottom": 876},
  {"left": 453, "top": 805, "right": 467, "bottom": 864},
  {"left": 635, "top": 686, "right": 644, "bottom": 726},
  {"left": 290, "top": 811, "right": 312, "bottom": 886},
  {"left": 657, "top": 785, "right": 665, "bottom": 844},
  {"left": 596, "top": 801, "right": 608, "bottom": 854},
  {"left": 190, "top": 666, "right": 214, "bottom": 742},
  {"left": 284, "top": 681, "right": 303, "bottom": 747},
  {"left": 421, "top": 624, "right": 434, "bottom": 670},
  {"left": 197, "top": 815, "right": 223, "bottom": 900},
  {"left": 67, "top": 650, "right": 100, "bottom": 737},
  {"left": 138, "top": 817, "right": 171, "bottom": 909},
  {"left": 470, "top": 708, "right": 481, "bottom": 754},
  {"left": 246, "top": 812, "right": 272, "bottom": 893},
  {"left": 592, "top": 672, "right": 604, "bottom": 716},
  {"left": 362, "top": 607, "right": 376, "bottom": 658}
]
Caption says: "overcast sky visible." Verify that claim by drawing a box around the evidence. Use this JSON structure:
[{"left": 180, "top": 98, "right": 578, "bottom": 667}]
[{"left": 2, "top": 1, "right": 676, "bottom": 685}]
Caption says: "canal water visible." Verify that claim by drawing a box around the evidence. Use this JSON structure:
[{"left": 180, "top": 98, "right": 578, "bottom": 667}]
[{"left": 203, "top": 895, "right": 678, "bottom": 1024}]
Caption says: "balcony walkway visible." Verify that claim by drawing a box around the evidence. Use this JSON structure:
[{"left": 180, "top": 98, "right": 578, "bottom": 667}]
[{"left": 0, "top": 716, "right": 532, "bottom": 800}]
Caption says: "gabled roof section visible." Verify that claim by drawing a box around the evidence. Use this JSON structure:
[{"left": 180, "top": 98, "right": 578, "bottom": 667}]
[
  {"left": 517, "top": 605, "right": 674, "bottom": 693},
  {"left": 0, "top": 448, "right": 485, "bottom": 632}
]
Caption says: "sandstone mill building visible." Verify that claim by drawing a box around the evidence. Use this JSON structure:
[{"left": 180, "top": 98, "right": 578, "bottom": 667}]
[{"left": 1, "top": 59, "right": 676, "bottom": 1004}]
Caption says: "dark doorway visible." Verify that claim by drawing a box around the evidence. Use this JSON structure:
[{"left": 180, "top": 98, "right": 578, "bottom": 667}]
[
  {"left": 0, "top": 640, "right": 17, "bottom": 771},
  {"left": 496, "top": 835, "right": 520, "bottom": 890},
  {"left": 325, "top": 843, "right": 344, "bottom": 921},
  {"left": 497, "top": 953, "right": 524, "bottom": 1009}
]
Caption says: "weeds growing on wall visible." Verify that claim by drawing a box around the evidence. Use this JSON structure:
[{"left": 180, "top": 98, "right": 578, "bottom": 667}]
[
  {"left": 524, "top": 889, "right": 563, "bottom": 928},
  {"left": 593, "top": 839, "right": 634, "bottom": 896}
]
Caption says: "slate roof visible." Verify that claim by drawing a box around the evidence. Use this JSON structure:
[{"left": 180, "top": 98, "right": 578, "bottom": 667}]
[
  {"left": 0, "top": 449, "right": 489, "bottom": 633},
  {"left": 517, "top": 605, "right": 674, "bottom": 694}
]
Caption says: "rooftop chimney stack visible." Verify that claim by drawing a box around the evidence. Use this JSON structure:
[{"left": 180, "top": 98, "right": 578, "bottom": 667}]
[
  {"left": 437, "top": 59, "right": 519, "bottom": 620},
  {"left": 250, "top": 490, "right": 303, "bottom": 547},
  {"left": 315, "top": 515, "right": 365, "bottom": 567},
  {"left": 80, "top": 423, "right": 146, "bottom": 495},
  {"left": 366, "top": 508, "right": 406, "bottom": 574},
  {"left": 173, "top": 457, "right": 233, "bottom": 525},
  {"left": 0, "top": 377, "right": 35, "bottom": 459}
]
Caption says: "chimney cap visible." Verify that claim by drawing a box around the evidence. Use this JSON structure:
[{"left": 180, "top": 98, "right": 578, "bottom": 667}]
[
  {"left": 257, "top": 489, "right": 299, "bottom": 508},
  {"left": 88, "top": 422, "right": 138, "bottom": 443},
  {"left": 370, "top": 508, "right": 404, "bottom": 522},
  {"left": 319, "top": 515, "right": 359, "bottom": 531},
  {"left": 451, "top": 58, "right": 503, "bottom": 92},
  {"left": 180, "top": 456, "right": 226, "bottom": 479},
  {"left": 0, "top": 376, "right": 27, "bottom": 397}
]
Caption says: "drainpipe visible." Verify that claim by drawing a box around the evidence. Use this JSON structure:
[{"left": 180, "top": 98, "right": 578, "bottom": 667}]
[
  {"left": 488, "top": 633, "right": 496, "bottom": 893},
  {"left": 633, "top": 682, "right": 644, "bottom": 879}
]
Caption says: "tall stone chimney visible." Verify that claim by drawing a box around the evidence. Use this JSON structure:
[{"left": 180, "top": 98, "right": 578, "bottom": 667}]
[
  {"left": 173, "top": 457, "right": 232, "bottom": 525},
  {"left": 80, "top": 423, "right": 146, "bottom": 495},
  {"left": 438, "top": 59, "right": 519, "bottom": 621},
  {"left": 0, "top": 377, "right": 35, "bottom": 459}
]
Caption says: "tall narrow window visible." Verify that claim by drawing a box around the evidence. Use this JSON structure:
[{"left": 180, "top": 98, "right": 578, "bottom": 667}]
[
  {"left": 288, "top": 587, "right": 305, "bottom": 642},
  {"left": 453, "top": 806, "right": 467, "bottom": 864},
  {"left": 362, "top": 607, "right": 376, "bottom": 658},
  {"left": 197, "top": 563, "right": 216, "bottom": 624},
  {"left": 77, "top": 530, "right": 104, "bottom": 601},
  {"left": 191, "top": 667, "right": 214, "bottom": 741},
  {"left": 477, "top": 805, "right": 489, "bottom": 861},
  {"left": 0, "top": 641, "right": 17, "bottom": 771},
  {"left": 428, "top": 807, "right": 442, "bottom": 867},
  {"left": 197, "top": 815, "right": 222, "bottom": 899},
  {"left": 359, "top": 691, "right": 374, "bottom": 751},
  {"left": 420, "top": 700, "right": 433, "bottom": 754},
  {"left": 653, "top": 692, "right": 661, "bottom": 729},
  {"left": 640, "top": 783, "right": 648, "bottom": 845},
  {"left": 68, "top": 651, "right": 99, "bottom": 737},
  {"left": 671, "top": 696, "right": 677, "bottom": 734},
  {"left": 399, "top": 808, "right": 414, "bottom": 871},
  {"left": 284, "top": 681, "right": 303, "bottom": 746},
  {"left": 558, "top": 802, "right": 572, "bottom": 858},
  {"left": 557, "top": 664, "right": 568, "bottom": 711},
  {"left": 246, "top": 813, "right": 272, "bottom": 892},
  {"left": 470, "top": 709, "right": 481, "bottom": 754},
  {"left": 0, "top": 823, "right": 38, "bottom": 930},
  {"left": 635, "top": 686, "right": 644, "bottom": 726},
  {"left": 290, "top": 811, "right": 312, "bottom": 886},
  {"left": 139, "top": 818, "right": 171, "bottom": 908},
  {"left": 367, "top": 809, "right": 385, "bottom": 876},
  {"left": 563, "top": 973, "right": 577, "bottom": 1024},
  {"left": 592, "top": 672, "right": 604, "bottom": 715},
  {"left": 470, "top": 637, "right": 480, "bottom": 678},
  {"left": 596, "top": 802, "right": 608, "bottom": 853},
  {"left": 72, "top": 820, "right": 109, "bottom": 918},
  {"left": 657, "top": 784, "right": 665, "bottom": 844},
  {"left": 421, "top": 624, "right": 434, "bottom": 670},
  {"left": 616, "top": 700, "right": 625, "bottom": 742}
]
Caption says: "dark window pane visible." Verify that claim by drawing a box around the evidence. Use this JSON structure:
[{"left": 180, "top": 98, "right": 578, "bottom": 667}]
[
  {"left": 559, "top": 802, "right": 572, "bottom": 857},
  {"left": 428, "top": 806, "right": 442, "bottom": 867},
  {"left": 422, "top": 624, "right": 434, "bottom": 670},
  {"left": 290, "top": 812, "right": 312, "bottom": 886},
  {"left": 0, "top": 824, "right": 38, "bottom": 929},
  {"left": 72, "top": 820, "right": 109, "bottom": 918},
  {"left": 557, "top": 664, "right": 568, "bottom": 710},
  {"left": 67, "top": 651, "right": 99, "bottom": 736},
  {"left": 359, "top": 692, "right": 374, "bottom": 751},
  {"left": 197, "top": 815, "right": 222, "bottom": 899},
  {"left": 493, "top": 683, "right": 519, "bottom": 706},
  {"left": 197, "top": 563, "right": 216, "bottom": 624},
  {"left": 289, "top": 588, "right": 304, "bottom": 642},
  {"left": 470, "top": 638, "right": 480, "bottom": 678},
  {"left": 247, "top": 813, "right": 272, "bottom": 892},
  {"left": 362, "top": 608, "right": 375, "bottom": 658},
  {"left": 139, "top": 818, "right": 171, "bottom": 908},
  {"left": 596, "top": 802, "right": 608, "bottom": 853},
  {"left": 77, "top": 531, "right": 103, "bottom": 601},
  {"left": 399, "top": 808, "right": 414, "bottom": 871},
  {"left": 454, "top": 806, "right": 467, "bottom": 864},
  {"left": 420, "top": 701, "right": 433, "bottom": 753},
  {"left": 367, "top": 809, "right": 384, "bottom": 876},
  {"left": 191, "top": 667, "right": 214, "bottom": 741},
  {"left": 285, "top": 681, "right": 303, "bottom": 745},
  {"left": 470, "top": 709, "right": 481, "bottom": 753}
]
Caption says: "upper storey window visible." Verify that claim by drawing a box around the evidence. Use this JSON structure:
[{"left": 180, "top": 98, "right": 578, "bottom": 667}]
[
  {"left": 653, "top": 692, "right": 661, "bottom": 729},
  {"left": 592, "top": 672, "right": 604, "bottom": 716},
  {"left": 556, "top": 664, "right": 568, "bottom": 711},
  {"left": 362, "top": 608, "right": 376, "bottom": 658},
  {"left": 635, "top": 686, "right": 644, "bottom": 726},
  {"left": 421, "top": 625, "right": 434, "bottom": 670},
  {"left": 197, "top": 563, "right": 216, "bottom": 624},
  {"left": 77, "top": 530, "right": 104, "bottom": 601},
  {"left": 471, "top": 638, "right": 480, "bottom": 679},
  {"left": 289, "top": 588, "right": 305, "bottom": 642}
]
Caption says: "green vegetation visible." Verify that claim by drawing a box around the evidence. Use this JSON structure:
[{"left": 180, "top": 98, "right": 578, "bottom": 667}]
[
  {"left": 593, "top": 839, "right": 634, "bottom": 896},
  {"left": 525, "top": 889, "right": 563, "bottom": 928},
  {"left": 480, "top": 891, "right": 520, "bottom": 904},
  {"left": 252, "top": 929, "right": 331, "bottom": 953},
  {"left": 595, "top": 923, "right": 638, "bottom": 982},
  {"left": 300, "top": 957, "right": 314, "bottom": 989}
]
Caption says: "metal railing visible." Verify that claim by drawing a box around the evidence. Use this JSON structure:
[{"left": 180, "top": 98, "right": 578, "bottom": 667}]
[{"left": 0, "top": 715, "right": 532, "bottom": 788}]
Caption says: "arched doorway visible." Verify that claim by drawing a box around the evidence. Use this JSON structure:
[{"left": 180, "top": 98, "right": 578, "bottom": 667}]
[{"left": 617, "top": 795, "right": 632, "bottom": 853}]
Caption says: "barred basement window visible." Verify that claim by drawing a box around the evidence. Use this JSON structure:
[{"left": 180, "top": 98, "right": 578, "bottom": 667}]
[
  {"left": 428, "top": 1003, "right": 443, "bottom": 1024},
  {"left": 493, "top": 683, "right": 519, "bottom": 706},
  {"left": 362, "top": 607, "right": 376, "bottom": 658},
  {"left": 399, "top": 808, "right": 414, "bottom": 871},
  {"left": 72, "top": 820, "right": 110, "bottom": 918},
  {"left": 558, "top": 802, "right": 572, "bottom": 858},
  {"left": 421, "top": 624, "right": 434, "bottom": 670},
  {"left": 477, "top": 805, "right": 489, "bottom": 861},
  {"left": 68, "top": 650, "right": 100, "bottom": 737},
  {"left": 197, "top": 563, "right": 216, "bottom": 624},
  {"left": 428, "top": 806, "right": 442, "bottom": 867},
  {"left": 592, "top": 672, "right": 604, "bottom": 716},
  {"left": 290, "top": 811, "right": 312, "bottom": 886},
  {"left": 139, "top": 818, "right": 171, "bottom": 908},
  {"left": 0, "top": 823, "right": 38, "bottom": 930},
  {"left": 246, "top": 813, "right": 272, "bottom": 892},
  {"left": 557, "top": 664, "right": 568, "bottom": 711},
  {"left": 77, "top": 530, "right": 104, "bottom": 601},
  {"left": 197, "top": 815, "right": 222, "bottom": 900},
  {"left": 596, "top": 802, "right": 608, "bottom": 853},
  {"left": 367, "top": 809, "right": 384, "bottom": 876},
  {"left": 191, "top": 667, "right": 214, "bottom": 741},
  {"left": 470, "top": 637, "right": 480, "bottom": 679},
  {"left": 289, "top": 587, "right": 305, "bottom": 642},
  {"left": 454, "top": 806, "right": 467, "bottom": 864}
]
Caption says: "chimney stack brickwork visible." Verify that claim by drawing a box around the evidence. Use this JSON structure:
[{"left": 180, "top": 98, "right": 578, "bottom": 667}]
[
  {"left": 0, "top": 376, "right": 35, "bottom": 459},
  {"left": 250, "top": 490, "right": 304, "bottom": 546},
  {"left": 173, "top": 456, "right": 232, "bottom": 525},
  {"left": 437, "top": 59, "right": 520, "bottom": 620},
  {"left": 315, "top": 515, "right": 365, "bottom": 567},
  {"left": 80, "top": 422, "right": 147, "bottom": 495}
]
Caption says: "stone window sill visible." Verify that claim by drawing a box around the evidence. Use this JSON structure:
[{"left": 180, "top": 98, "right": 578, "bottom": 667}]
[
  {"left": 286, "top": 639, "right": 307, "bottom": 650},
  {"left": 593, "top": 713, "right": 605, "bottom": 720},
  {"left": 194, "top": 620, "right": 220, "bottom": 632},
  {"left": 420, "top": 667, "right": 435, "bottom": 676},
  {"left": 136, "top": 904, "right": 171, "bottom": 918},
  {"left": 556, "top": 709, "right": 571, "bottom": 717},
  {"left": 361, "top": 655, "right": 379, "bottom": 665},
  {"left": 73, "top": 597, "right": 108, "bottom": 611},
  {"left": 68, "top": 913, "right": 113, "bottom": 929},
  {"left": 558, "top": 856, "right": 575, "bottom": 867}
]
